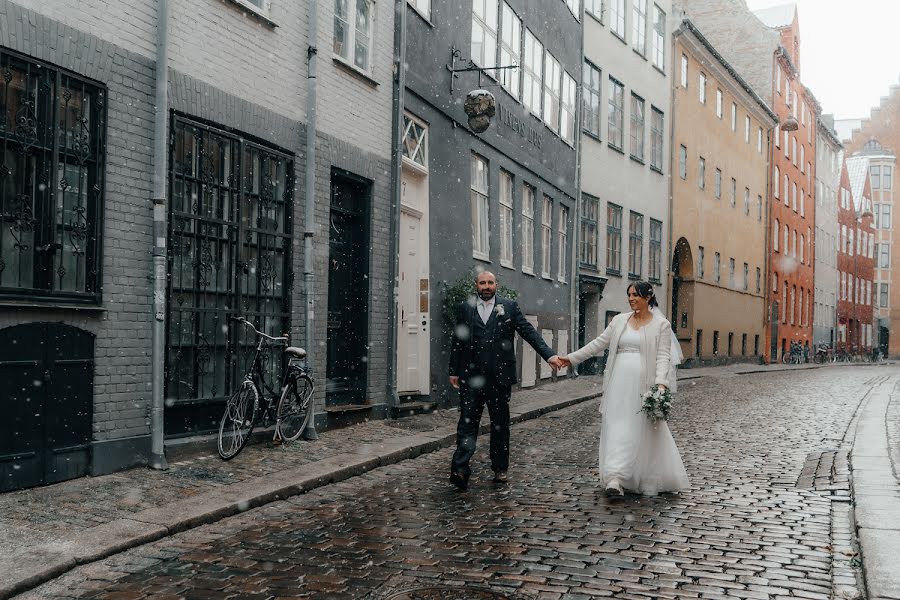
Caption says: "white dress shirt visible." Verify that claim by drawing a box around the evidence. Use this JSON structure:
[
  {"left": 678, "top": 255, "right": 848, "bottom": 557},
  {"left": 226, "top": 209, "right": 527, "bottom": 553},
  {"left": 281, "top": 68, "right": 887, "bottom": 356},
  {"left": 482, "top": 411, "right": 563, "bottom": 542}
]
[{"left": 477, "top": 297, "right": 495, "bottom": 324}]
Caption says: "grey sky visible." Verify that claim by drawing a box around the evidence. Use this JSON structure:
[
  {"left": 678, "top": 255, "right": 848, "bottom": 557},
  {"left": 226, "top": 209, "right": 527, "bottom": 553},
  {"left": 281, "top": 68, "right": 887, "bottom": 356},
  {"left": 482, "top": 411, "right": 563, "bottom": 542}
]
[{"left": 744, "top": 0, "right": 900, "bottom": 120}]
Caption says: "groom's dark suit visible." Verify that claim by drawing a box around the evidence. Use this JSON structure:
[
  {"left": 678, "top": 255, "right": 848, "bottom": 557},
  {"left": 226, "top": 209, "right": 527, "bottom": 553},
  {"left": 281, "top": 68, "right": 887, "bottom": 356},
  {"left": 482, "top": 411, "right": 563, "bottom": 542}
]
[{"left": 449, "top": 295, "right": 555, "bottom": 484}]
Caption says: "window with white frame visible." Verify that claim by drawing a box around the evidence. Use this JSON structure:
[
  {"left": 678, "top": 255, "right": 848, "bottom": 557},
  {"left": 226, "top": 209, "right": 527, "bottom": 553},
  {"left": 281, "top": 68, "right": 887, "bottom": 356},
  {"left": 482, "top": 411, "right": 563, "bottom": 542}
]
[
  {"left": 791, "top": 181, "right": 797, "bottom": 211},
  {"left": 580, "top": 195, "right": 598, "bottom": 267},
  {"left": 632, "top": 0, "right": 648, "bottom": 56},
  {"left": 731, "top": 102, "right": 737, "bottom": 131},
  {"left": 758, "top": 127, "right": 763, "bottom": 153},
  {"left": 499, "top": 3, "right": 521, "bottom": 99},
  {"left": 884, "top": 166, "right": 893, "bottom": 190},
  {"left": 650, "top": 107, "right": 664, "bottom": 172},
  {"left": 585, "top": 0, "right": 602, "bottom": 19},
  {"left": 775, "top": 124, "right": 780, "bottom": 147},
  {"left": 649, "top": 219, "right": 662, "bottom": 281},
  {"left": 730, "top": 177, "right": 736, "bottom": 208},
  {"left": 714, "top": 251, "right": 721, "bottom": 283},
  {"left": 716, "top": 89, "right": 723, "bottom": 118},
  {"left": 611, "top": 0, "right": 626, "bottom": 38},
  {"left": 699, "top": 72, "right": 707, "bottom": 103},
  {"left": 334, "top": 0, "right": 375, "bottom": 72},
  {"left": 800, "top": 144, "right": 805, "bottom": 171},
  {"left": 743, "top": 262, "right": 748, "bottom": 291},
  {"left": 744, "top": 115, "right": 750, "bottom": 143},
  {"left": 881, "top": 244, "right": 890, "bottom": 268},
  {"left": 582, "top": 61, "right": 601, "bottom": 137},
  {"left": 757, "top": 195, "right": 762, "bottom": 221},
  {"left": 402, "top": 113, "right": 428, "bottom": 168},
  {"left": 774, "top": 218, "right": 780, "bottom": 251},
  {"left": 774, "top": 166, "right": 780, "bottom": 198},
  {"left": 471, "top": 0, "right": 499, "bottom": 75},
  {"left": 800, "top": 189, "right": 804, "bottom": 217},
  {"left": 608, "top": 77, "right": 625, "bottom": 150},
  {"left": 558, "top": 205, "right": 568, "bottom": 281},
  {"left": 783, "top": 224, "right": 789, "bottom": 255},
  {"left": 651, "top": 5, "right": 665, "bottom": 70},
  {"left": 800, "top": 234, "right": 804, "bottom": 263},
  {"left": 523, "top": 29, "right": 543, "bottom": 116},
  {"left": 679, "top": 145, "right": 687, "bottom": 179},
  {"left": 629, "top": 211, "right": 643, "bottom": 277},
  {"left": 714, "top": 168, "right": 722, "bottom": 199},
  {"left": 699, "top": 156, "right": 706, "bottom": 189},
  {"left": 407, "top": 0, "right": 430, "bottom": 19},
  {"left": 782, "top": 286, "right": 787, "bottom": 323},
  {"left": 522, "top": 184, "right": 535, "bottom": 273},
  {"left": 744, "top": 187, "right": 750, "bottom": 216},
  {"left": 499, "top": 169, "right": 514, "bottom": 267},
  {"left": 543, "top": 51, "right": 562, "bottom": 133},
  {"left": 784, "top": 174, "right": 789, "bottom": 205},
  {"left": 565, "top": 0, "right": 580, "bottom": 18},
  {"left": 698, "top": 246, "right": 705, "bottom": 278},
  {"left": 630, "top": 93, "right": 645, "bottom": 161},
  {"left": 561, "top": 72, "right": 577, "bottom": 145},
  {"left": 471, "top": 154, "right": 490, "bottom": 259},
  {"left": 607, "top": 203, "right": 622, "bottom": 273},
  {"left": 542, "top": 195, "right": 553, "bottom": 277},
  {"left": 681, "top": 54, "right": 688, "bottom": 87}
]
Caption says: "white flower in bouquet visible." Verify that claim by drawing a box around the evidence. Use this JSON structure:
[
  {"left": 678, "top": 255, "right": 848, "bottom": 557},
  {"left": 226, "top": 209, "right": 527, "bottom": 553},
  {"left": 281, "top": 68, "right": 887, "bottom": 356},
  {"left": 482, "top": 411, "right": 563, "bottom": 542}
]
[{"left": 639, "top": 386, "right": 673, "bottom": 423}]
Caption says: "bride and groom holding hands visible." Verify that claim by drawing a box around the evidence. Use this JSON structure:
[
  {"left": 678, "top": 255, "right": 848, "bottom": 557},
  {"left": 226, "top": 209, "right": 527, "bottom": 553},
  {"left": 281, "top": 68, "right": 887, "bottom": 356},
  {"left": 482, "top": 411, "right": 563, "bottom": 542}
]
[{"left": 448, "top": 270, "right": 689, "bottom": 496}]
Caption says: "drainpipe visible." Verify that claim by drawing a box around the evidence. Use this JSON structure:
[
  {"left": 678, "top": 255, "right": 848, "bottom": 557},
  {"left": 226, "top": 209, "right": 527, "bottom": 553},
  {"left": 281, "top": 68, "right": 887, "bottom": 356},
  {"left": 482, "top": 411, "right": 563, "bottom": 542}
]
[
  {"left": 386, "top": 0, "right": 406, "bottom": 410},
  {"left": 569, "top": 7, "right": 584, "bottom": 375},
  {"left": 150, "top": 0, "right": 169, "bottom": 470},
  {"left": 302, "top": 0, "right": 320, "bottom": 440}
]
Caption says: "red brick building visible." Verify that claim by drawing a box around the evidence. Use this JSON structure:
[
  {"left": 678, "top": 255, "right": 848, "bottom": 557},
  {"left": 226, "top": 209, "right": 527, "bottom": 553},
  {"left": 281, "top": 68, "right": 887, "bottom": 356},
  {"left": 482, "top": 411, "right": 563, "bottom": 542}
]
[
  {"left": 764, "top": 7, "right": 818, "bottom": 362},
  {"left": 836, "top": 158, "right": 876, "bottom": 353}
]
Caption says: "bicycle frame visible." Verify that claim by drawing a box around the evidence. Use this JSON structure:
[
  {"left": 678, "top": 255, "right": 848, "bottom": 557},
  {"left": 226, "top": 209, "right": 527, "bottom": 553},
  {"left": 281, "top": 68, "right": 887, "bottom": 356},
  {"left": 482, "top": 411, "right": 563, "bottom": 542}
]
[{"left": 235, "top": 318, "right": 289, "bottom": 411}]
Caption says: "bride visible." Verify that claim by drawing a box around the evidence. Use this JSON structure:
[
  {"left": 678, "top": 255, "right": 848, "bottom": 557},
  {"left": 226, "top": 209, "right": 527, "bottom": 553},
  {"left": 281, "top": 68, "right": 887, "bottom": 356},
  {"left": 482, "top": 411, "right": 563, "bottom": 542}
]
[{"left": 559, "top": 281, "right": 689, "bottom": 496}]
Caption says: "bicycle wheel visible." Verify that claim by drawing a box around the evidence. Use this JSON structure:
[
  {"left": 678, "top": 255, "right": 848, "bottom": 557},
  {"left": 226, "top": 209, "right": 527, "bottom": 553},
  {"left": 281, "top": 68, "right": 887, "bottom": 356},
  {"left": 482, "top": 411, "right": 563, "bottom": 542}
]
[
  {"left": 277, "top": 374, "right": 314, "bottom": 442},
  {"left": 218, "top": 380, "right": 259, "bottom": 460},
  {"left": 782, "top": 352, "right": 790, "bottom": 364}
]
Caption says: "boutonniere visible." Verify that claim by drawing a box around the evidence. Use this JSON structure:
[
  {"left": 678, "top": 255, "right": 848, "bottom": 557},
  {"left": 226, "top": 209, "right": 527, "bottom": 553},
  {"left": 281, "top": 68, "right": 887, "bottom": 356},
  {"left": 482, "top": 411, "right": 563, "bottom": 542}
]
[{"left": 494, "top": 304, "right": 506, "bottom": 318}]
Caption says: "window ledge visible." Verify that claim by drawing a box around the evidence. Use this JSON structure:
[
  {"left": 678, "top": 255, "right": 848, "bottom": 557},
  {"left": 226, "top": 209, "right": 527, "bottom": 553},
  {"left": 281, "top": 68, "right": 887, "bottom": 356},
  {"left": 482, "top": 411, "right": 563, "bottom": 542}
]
[
  {"left": 630, "top": 155, "right": 645, "bottom": 165},
  {"left": 583, "top": 130, "right": 602, "bottom": 143},
  {"left": 522, "top": 268, "right": 536, "bottom": 277},
  {"left": 501, "top": 260, "right": 515, "bottom": 270},
  {"left": 332, "top": 56, "right": 379, "bottom": 88},
  {"left": 608, "top": 144, "right": 625, "bottom": 156},
  {"left": 650, "top": 165, "right": 663, "bottom": 176},
  {"left": 474, "top": 252, "right": 491, "bottom": 263},
  {"left": 0, "top": 299, "right": 107, "bottom": 312},
  {"left": 224, "top": 0, "right": 278, "bottom": 28},
  {"left": 653, "top": 65, "right": 666, "bottom": 77},
  {"left": 611, "top": 31, "right": 627, "bottom": 44},
  {"left": 541, "top": 273, "right": 553, "bottom": 281},
  {"left": 606, "top": 269, "right": 622, "bottom": 277}
]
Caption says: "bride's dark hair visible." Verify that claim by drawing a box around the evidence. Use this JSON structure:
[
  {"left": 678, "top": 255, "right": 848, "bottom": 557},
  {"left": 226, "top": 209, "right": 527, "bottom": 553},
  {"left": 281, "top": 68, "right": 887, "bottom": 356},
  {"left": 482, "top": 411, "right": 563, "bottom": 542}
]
[{"left": 627, "top": 281, "right": 658, "bottom": 308}]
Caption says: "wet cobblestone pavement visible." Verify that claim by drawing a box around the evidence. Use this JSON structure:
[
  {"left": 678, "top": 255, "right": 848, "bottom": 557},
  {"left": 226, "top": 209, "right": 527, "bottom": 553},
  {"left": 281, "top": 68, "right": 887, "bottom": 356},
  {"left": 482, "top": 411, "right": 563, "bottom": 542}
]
[{"left": 20, "top": 367, "right": 886, "bottom": 599}]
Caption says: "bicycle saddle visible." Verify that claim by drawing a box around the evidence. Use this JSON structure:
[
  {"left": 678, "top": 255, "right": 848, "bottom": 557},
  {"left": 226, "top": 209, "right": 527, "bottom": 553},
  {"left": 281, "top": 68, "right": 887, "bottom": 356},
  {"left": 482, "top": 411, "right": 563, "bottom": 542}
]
[{"left": 285, "top": 346, "right": 307, "bottom": 359}]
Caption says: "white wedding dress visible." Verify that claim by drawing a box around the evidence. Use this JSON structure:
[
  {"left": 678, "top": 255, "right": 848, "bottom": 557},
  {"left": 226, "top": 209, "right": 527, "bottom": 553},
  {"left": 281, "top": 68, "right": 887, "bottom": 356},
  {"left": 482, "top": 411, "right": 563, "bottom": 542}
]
[{"left": 599, "top": 326, "right": 689, "bottom": 495}]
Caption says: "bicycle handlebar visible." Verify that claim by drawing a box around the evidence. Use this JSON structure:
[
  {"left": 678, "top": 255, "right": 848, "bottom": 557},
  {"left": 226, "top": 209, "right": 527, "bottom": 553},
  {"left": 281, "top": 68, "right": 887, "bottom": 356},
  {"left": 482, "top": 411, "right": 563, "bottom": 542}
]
[{"left": 231, "top": 316, "right": 288, "bottom": 342}]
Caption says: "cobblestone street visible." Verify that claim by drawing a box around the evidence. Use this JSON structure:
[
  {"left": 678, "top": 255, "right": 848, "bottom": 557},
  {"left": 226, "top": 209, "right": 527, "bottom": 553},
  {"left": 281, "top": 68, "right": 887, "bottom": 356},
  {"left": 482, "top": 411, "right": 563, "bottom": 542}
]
[{"left": 21, "top": 367, "right": 885, "bottom": 599}]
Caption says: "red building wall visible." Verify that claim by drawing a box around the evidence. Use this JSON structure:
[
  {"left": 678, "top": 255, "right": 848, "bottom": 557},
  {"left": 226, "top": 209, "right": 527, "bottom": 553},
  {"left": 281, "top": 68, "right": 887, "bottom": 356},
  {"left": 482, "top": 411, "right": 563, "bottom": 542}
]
[{"left": 836, "top": 167, "right": 876, "bottom": 351}]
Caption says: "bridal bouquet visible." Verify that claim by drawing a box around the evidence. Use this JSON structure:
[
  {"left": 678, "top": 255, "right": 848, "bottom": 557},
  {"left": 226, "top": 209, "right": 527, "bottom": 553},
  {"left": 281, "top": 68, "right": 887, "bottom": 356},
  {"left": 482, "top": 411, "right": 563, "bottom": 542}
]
[{"left": 639, "top": 386, "right": 673, "bottom": 423}]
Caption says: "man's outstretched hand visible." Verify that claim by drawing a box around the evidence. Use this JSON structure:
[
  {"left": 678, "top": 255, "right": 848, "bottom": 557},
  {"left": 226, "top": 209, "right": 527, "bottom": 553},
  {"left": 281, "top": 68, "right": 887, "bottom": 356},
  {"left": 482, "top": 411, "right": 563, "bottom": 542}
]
[
  {"left": 449, "top": 376, "right": 460, "bottom": 389},
  {"left": 548, "top": 355, "right": 570, "bottom": 370}
]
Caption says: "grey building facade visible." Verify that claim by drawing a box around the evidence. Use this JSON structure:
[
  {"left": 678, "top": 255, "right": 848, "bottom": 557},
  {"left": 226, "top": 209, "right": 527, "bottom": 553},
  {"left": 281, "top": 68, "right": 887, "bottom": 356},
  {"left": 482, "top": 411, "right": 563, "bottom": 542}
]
[
  {"left": 813, "top": 116, "right": 842, "bottom": 347},
  {"left": 0, "top": 0, "right": 395, "bottom": 491},
  {"left": 400, "top": 0, "right": 582, "bottom": 405}
]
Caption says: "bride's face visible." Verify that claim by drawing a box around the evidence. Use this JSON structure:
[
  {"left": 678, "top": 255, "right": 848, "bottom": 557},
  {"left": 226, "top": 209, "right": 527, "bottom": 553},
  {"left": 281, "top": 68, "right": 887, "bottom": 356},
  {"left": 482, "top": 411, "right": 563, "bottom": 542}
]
[{"left": 627, "top": 286, "right": 650, "bottom": 313}]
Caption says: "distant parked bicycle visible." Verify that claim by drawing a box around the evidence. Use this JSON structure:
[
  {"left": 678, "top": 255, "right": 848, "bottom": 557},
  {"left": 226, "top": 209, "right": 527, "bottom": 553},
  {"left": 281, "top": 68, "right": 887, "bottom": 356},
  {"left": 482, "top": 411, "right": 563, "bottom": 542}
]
[
  {"left": 832, "top": 346, "right": 851, "bottom": 363},
  {"left": 782, "top": 342, "right": 802, "bottom": 364},
  {"left": 813, "top": 344, "right": 832, "bottom": 364},
  {"left": 218, "top": 316, "right": 315, "bottom": 460}
]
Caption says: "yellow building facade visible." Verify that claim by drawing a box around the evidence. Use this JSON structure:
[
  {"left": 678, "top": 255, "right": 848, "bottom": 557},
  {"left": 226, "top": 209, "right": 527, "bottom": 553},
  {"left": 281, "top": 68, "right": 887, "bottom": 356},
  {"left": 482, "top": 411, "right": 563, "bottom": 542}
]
[{"left": 669, "top": 21, "right": 777, "bottom": 363}]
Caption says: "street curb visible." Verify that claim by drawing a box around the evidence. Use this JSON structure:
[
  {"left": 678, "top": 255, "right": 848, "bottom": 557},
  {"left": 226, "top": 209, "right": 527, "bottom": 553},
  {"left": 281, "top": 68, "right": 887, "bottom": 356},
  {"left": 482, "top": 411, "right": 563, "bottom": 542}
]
[{"left": 0, "top": 388, "right": 602, "bottom": 600}]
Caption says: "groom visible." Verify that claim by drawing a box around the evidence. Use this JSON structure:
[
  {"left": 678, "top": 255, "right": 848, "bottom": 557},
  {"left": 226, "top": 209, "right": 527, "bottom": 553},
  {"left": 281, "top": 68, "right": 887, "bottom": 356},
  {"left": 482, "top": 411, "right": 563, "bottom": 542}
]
[{"left": 448, "top": 271, "right": 562, "bottom": 490}]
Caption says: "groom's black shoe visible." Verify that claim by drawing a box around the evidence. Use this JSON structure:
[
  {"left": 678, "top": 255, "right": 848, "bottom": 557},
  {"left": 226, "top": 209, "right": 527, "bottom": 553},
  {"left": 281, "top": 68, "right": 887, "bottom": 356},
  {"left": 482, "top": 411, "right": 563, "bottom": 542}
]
[
  {"left": 449, "top": 472, "right": 469, "bottom": 491},
  {"left": 493, "top": 470, "right": 508, "bottom": 484}
]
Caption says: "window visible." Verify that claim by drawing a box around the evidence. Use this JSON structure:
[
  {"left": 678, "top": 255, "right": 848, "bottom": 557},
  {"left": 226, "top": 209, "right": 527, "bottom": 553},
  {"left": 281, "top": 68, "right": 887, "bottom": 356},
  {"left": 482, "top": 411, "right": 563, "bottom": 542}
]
[
  {"left": 791, "top": 182, "right": 797, "bottom": 211},
  {"left": 756, "top": 267, "right": 761, "bottom": 293},
  {"left": 800, "top": 144, "right": 805, "bottom": 171},
  {"left": 790, "top": 285, "right": 795, "bottom": 325},
  {"left": 784, "top": 131, "right": 789, "bottom": 156},
  {"left": 758, "top": 127, "right": 763, "bottom": 153},
  {"left": 871, "top": 165, "right": 882, "bottom": 189},
  {"left": 774, "top": 166, "right": 780, "bottom": 198},
  {"left": 471, "top": 154, "right": 490, "bottom": 259},
  {"left": 0, "top": 52, "right": 107, "bottom": 301},
  {"left": 881, "top": 283, "right": 889, "bottom": 308},
  {"left": 565, "top": 0, "right": 580, "bottom": 18},
  {"left": 543, "top": 51, "right": 562, "bottom": 133},
  {"left": 714, "top": 169, "right": 722, "bottom": 199},
  {"left": 744, "top": 187, "right": 750, "bottom": 216},
  {"left": 730, "top": 177, "right": 737, "bottom": 208},
  {"left": 783, "top": 224, "right": 789, "bottom": 256},
  {"left": 402, "top": 113, "right": 428, "bottom": 167},
  {"left": 784, "top": 174, "right": 789, "bottom": 206},
  {"left": 782, "top": 286, "right": 787, "bottom": 323},
  {"left": 632, "top": 0, "right": 648, "bottom": 55},
  {"left": 651, "top": 5, "right": 666, "bottom": 70},
  {"left": 611, "top": 0, "right": 626, "bottom": 38},
  {"left": 608, "top": 77, "right": 625, "bottom": 150},
  {"left": 792, "top": 137, "right": 797, "bottom": 165},
  {"left": 885, "top": 166, "right": 893, "bottom": 190},
  {"left": 586, "top": 0, "right": 602, "bottom": 19},
  {"left": 470, "top": 0, "right": 499, "bottom": 74},
  {"left": 714, "top": 251, "right": 721, "bottom": 283},
  {"left": 744, "top": 115, "right": 750, "bottom": 143},
  {"left": 522, "top": 184, "right": 535, "bottom": 273},
  {"left": 580, "top": 195, "right": 599, "bottom": 267},
  {"left": 729, "top": 257, "right": 735, "bottom": 288},
  {"left": 758, "top": 195, "right": 763, "bottom": 221},
  {"left": 699, "top": 157, "right": 706, "bottom": 189},
  {"left": 523, "top": 30, "right": 543, "bottom": 116},
  {"left": 680, "top": 53, "right": 688, "bottom": 87},
  {"left": 716, "top": 89, "right": 723, "bottom": 118},
  {"left": 499, "top": 3, "right": 522, "bottom": 99},
  {"left": 561, "top": 72, "right": 577, "bottom": 145},
  {"left": 881, "top": 244, "right": 890, "bottom": 269},
  {"left": 875, "top": 204, "right": 881, "bottom": 228},
  {"left": 499, "top": 170, "right": 514, "bottom": 267},
  {"left": 883, "top": 204, "right": 892, "bottom": 229},
  {"left": 649, "top": 219, "right": 662, "bottom": 281},
  {"left": 799, "top": 188, "right": 804, "bottom": 217},
  {"left": 582, "top": 62, "right": 601, "bottom": 137},
  {"left": 408, "top": 0, "right": 430, "bottom": 18},
  {"left": 731, "top": 102, "right": 737, "bottom": 131},
  {"left": 630, "top": 94, "right": 645, "bottom": 161},
  {"left": 774, "top": 219, "right": 780, "bottom": 251},
  {"left": 628, "top": 211, "right": 643, "bottom": 277},
  {"left": 542, "top": 196, "right": 553, "bottom": 277},
  {"left": 775, "top": 124, "right": 780, "bottom": 147},
  {"left": 698, "top": 246, "right": 705, "bottom": 279},
  {"left": 800, "top": 234, "right": 804, "bottom": 263},
  {"left": 650, "top": 108, "right": 664, "bottom": 172},
  {"left": 713, "top": 331, "right": 720, "bottom": 355},
  {"left": 607, "top": 203, "right": 623, "bottom": 273},
  {"left": 558, "top": 205, "right": 568, "bottom": 281},
  {"left": 792, "top": 229, "right": 797, "bottom": 257},
  {"left": 699, "top": 72, "right": 707, "bottom": 104},
  {"left": 334, "top": 0, "right": 375, "bottom": 72},
  {"left": 679, "top": 145, "right": 687, "bottom": 179}
]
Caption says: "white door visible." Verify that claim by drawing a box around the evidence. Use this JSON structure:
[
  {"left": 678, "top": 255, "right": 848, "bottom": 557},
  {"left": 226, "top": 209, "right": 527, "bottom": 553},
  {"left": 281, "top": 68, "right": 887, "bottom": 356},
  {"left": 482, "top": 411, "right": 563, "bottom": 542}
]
[{"left": 397, "top": 165, "right": 430, "bottom": 394}]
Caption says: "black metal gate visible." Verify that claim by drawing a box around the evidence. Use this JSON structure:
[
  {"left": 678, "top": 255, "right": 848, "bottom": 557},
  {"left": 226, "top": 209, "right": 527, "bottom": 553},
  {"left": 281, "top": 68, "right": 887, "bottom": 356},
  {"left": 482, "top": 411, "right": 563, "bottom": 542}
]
[
  {"left": 0, "top": 322, "right": 94, "bottom": 492},
  {"left": 165, "top": 116, "right": 293, "bottom": 436}
]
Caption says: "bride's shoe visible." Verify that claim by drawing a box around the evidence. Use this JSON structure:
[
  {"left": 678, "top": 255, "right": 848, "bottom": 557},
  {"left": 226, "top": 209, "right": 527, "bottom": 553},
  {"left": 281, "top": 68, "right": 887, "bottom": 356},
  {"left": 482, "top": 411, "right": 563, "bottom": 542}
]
[{"left": 605, "top": 478, "right": 624, "bottom": 496}]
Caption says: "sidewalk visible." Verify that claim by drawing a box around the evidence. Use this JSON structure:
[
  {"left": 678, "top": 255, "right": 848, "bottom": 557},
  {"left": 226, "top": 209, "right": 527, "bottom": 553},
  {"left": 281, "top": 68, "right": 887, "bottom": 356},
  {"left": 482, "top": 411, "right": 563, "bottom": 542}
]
[{"left": 0, "top": 360, "right": 887, "bottom": 599}]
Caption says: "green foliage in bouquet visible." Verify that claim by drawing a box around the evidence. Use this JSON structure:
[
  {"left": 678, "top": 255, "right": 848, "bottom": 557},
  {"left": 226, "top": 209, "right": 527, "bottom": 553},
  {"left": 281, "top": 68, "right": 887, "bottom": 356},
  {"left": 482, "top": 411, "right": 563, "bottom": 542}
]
[{"left": 640, "top": 386, "right": 673, "bottom": 423}]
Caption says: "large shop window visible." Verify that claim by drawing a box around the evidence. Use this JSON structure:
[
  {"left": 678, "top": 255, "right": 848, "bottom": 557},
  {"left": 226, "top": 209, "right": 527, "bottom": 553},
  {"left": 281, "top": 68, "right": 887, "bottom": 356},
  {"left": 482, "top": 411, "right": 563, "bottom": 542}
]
[
  {"left": 166, "top": 116, "right": 294, "bottom": 411},
  {"left": 0, "top": 49, "right": 106, "bottom": 302}
]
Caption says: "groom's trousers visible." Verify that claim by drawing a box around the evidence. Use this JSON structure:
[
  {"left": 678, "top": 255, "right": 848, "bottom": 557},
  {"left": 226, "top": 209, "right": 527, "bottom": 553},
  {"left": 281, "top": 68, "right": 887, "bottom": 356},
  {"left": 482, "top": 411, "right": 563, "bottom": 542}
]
[{"left": 450, "top": 375, "right": 512, "bottom": 479}]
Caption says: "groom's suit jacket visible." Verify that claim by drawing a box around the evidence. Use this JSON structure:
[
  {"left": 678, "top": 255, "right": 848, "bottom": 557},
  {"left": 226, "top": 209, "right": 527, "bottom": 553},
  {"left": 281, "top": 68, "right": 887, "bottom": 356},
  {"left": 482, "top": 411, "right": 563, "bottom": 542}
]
[{"left": 449, "top": 296, "right": 555, "bottom": 388}]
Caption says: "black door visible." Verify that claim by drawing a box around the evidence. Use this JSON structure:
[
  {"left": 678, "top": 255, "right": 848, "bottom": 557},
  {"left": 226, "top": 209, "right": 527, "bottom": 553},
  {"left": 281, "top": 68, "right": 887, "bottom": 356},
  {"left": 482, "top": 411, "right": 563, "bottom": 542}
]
[
  {"left": 326, "top": 171, "right": 370, "bottom": 406},
  {"left": 0, "top": 323, "right": 93, "bottom": 492}
]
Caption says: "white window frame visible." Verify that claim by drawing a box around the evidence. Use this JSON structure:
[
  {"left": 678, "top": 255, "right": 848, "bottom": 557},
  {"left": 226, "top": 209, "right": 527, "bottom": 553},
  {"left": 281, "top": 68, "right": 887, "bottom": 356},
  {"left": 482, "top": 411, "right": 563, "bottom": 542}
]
[
  {"left": 716, "top": 89, "right": 723, "bottom": 118},
  {"left": 611, "top": 0, "right": 626, "bottom": 39},
  {"left": 680, "top": 53, "right": 688, "bottom": 87},
  {"left": 499, "top": 169, "right": 514, "bottom": 268},
  {"left": 543, "top": 51, "right": 562, "bottom": 133},
  {"left": 471, "top": 0, "right": 499, "bottom": 75},
  {"left": 699, "top": 72, "right": 707, "bottom": 104},
  {"left": 334, "top": 0, "right": 376, "bottom": 73},
  {"left": 522, "top": 184, "right": 535, "bottom": 274},
  {"left": 561, "top": 71, "right": 577, "bottom": 145},
  {"left": 541, "top": 195, "right": 553, "bottom": 278},
  {"left": 651, "top": 5, "right": 666, "bottom": 71},
  {"left": 608, "top": 77, "right": 625, "bottom": 150},
  {"left": 407, "top": 0, "right": 431, "bottom": 19},
  {"left": 558, "top": 205, "right": 568, "bottom": 282},
  {"left": 650, "top": 107, "right": 664, "bottom": 171},
  {"left": 632, "top": 0, "right": 648, "bottom": 56},
  {"left": 523, "top": 29, "right": 543, "bottom": 117},
  {"left": 630, "top": 93, "right": 645, "bottom": 161},
  {"left": 471, "top": 154, "right": 491, "bottom": 260},
  {"left": 499, "top": 3, "right": 522, "bottom": 99}
]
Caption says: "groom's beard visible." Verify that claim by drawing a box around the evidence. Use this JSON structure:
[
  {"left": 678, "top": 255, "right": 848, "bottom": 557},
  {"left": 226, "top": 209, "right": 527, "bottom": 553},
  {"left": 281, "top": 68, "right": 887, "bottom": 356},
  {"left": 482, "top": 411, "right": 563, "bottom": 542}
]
[{"left": 479, "top": 291, "right": 495, "bottom": 301}]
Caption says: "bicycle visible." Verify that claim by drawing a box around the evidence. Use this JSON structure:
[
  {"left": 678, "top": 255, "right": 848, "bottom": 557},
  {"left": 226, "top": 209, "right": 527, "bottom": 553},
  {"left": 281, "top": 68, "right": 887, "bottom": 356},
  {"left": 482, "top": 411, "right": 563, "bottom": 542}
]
[{"left": 217, "top": 316, "right": 315, "bottom": 460}]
